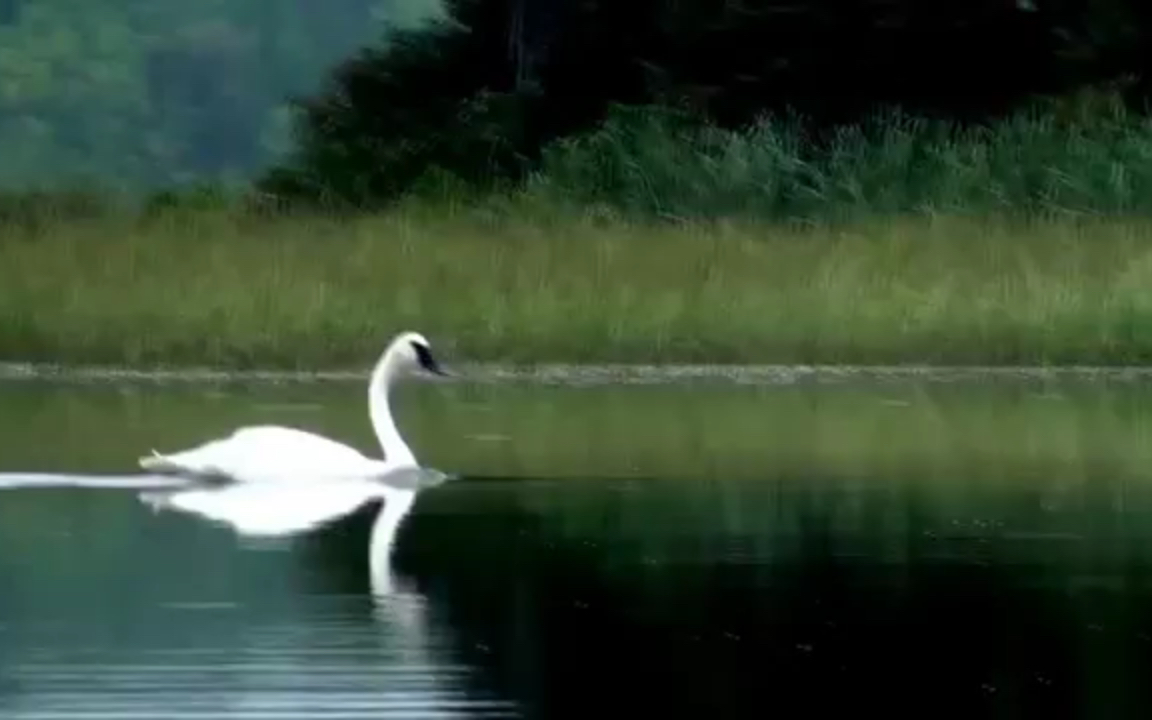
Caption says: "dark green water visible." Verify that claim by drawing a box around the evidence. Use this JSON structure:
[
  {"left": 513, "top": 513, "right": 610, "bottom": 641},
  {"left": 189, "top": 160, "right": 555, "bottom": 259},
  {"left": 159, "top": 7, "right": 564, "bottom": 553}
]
[{"left": 4, "top": 376, "right": 1152, "bottom": 718}]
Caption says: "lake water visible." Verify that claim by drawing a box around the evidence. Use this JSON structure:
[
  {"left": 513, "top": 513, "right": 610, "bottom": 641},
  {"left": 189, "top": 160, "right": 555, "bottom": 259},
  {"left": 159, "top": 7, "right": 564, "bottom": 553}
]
[{"left": 4, "top": 374, "right": 1152, "bottom": 718}]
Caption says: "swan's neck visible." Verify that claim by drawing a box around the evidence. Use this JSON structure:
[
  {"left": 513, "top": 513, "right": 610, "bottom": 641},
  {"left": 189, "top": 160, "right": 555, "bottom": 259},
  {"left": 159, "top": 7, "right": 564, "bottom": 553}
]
[{"left": 368, "top": 351, "right": 416, "bottom": 466}]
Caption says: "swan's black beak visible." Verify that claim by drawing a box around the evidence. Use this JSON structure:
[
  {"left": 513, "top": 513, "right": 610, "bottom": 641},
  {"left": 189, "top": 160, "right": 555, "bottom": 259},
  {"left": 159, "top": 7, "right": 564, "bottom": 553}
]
[{"left": 413, "top": 342, "right": 450, "bottom": 377}]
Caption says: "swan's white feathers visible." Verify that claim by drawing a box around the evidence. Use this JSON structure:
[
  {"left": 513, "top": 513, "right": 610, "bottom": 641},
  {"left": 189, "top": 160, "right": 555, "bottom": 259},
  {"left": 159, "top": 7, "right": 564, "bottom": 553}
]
[
  {"left": 139, "top": 425, "right": 389, "bottom": 480},
  {"left": 135, "top": 331, "right": 441, "bottom": 483}
]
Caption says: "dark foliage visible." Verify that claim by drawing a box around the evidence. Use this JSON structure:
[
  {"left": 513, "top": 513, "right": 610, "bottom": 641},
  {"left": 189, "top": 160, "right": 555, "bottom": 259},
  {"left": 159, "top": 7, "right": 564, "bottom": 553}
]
[
  {"left": 260, "top": 0, "right": 537, "bottom": 207},
  {"left": 260, "top": 0, "right": 1152, "bottom": 207}
]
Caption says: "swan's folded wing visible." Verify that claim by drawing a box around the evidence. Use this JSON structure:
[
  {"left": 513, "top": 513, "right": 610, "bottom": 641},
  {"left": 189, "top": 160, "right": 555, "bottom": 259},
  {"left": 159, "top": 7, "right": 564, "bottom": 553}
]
[{"left": 138, "top": 426, "right": 382, "bottom": 481}]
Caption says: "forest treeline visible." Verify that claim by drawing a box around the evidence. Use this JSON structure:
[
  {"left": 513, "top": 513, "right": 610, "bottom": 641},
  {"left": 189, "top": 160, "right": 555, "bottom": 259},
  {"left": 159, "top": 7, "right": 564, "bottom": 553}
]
[{"left": 6, "top": 0, "right": 1152, "bottom": 217}]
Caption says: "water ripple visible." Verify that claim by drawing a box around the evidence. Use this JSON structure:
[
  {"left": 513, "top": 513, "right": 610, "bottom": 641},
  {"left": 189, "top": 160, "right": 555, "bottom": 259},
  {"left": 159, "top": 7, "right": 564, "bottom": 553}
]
[{"left": 5, "top": 656, "right": 517, "bottom": 719}]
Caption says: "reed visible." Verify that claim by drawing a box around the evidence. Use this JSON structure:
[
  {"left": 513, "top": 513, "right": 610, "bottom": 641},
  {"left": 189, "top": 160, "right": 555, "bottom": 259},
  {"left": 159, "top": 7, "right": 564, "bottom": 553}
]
[{"left": 3, "top": 205, "right": 1152, "bottom": 368}]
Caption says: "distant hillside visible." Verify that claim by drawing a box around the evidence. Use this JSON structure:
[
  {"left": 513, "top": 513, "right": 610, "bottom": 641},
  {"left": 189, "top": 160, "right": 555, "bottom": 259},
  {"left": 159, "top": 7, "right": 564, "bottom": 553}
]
[{"left": 0, "top": 0, "right": 441, "bottom": 190}]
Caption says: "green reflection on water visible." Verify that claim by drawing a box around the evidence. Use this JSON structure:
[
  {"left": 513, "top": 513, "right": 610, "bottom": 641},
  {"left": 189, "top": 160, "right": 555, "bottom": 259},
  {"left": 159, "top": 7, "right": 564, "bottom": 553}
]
[{"left": 4, "top": 376, "right": 1152, "bottom": 483}]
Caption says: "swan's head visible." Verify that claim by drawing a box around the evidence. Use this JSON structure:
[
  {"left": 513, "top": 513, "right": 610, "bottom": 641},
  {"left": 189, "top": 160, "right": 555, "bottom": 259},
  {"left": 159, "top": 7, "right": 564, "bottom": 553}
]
[{"left": 390, "top": 331, "right": 449, "bottom": 377}]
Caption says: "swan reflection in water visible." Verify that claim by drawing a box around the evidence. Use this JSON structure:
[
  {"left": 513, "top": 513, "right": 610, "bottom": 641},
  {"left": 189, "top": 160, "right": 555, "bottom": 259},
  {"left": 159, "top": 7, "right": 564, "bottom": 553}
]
[
  {"left": 0, "top": 466, "right": 451, "bottom": 601},
  {"left": 137, "top": 467, "right": 511, "bottom": 716},
  {"left": 0, "top": 469, "right": 519, "bottom": 718},
  {"left": 137, "top": 466, "right": 452, "bottom": 597}
]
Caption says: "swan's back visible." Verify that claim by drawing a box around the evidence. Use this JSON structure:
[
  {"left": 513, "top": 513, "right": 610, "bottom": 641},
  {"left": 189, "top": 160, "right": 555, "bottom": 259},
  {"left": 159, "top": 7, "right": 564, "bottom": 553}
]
[{"left": 141, "top": 425, "right": 390, "bottom": 481}]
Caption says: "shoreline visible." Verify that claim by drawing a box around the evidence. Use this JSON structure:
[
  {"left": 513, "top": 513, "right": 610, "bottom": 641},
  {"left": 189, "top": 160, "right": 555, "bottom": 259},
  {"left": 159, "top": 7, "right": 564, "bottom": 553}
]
[{"left": 5, "top": 361, "right": 1152, "bottom": 386}]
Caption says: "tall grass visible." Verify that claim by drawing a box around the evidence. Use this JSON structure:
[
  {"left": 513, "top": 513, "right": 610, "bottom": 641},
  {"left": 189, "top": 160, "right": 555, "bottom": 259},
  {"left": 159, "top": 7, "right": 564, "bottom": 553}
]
[{"left": 4, "top": 204, "right": 1152, "bottom": 368}]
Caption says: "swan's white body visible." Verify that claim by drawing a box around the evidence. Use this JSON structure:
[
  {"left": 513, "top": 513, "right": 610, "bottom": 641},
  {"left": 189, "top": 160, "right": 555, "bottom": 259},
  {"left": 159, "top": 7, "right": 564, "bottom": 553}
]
[
  {"left": 141, "top": 427, "right": 396, "bottom": 480},
  {"left": 138, "top": 332, "right": 446, "bottom": 483}
]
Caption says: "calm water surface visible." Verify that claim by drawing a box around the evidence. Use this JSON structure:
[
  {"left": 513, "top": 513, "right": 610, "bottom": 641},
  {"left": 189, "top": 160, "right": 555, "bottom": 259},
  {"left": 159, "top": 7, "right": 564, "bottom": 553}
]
[{"left": 4, "top": 376, "right": 1152, "bottom": 718}]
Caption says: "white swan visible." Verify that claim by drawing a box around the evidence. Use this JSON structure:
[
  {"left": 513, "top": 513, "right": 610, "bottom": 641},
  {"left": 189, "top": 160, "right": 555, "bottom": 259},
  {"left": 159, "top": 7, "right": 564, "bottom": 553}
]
[{"left": 138, "top": 331, "right": 448, "bottom": 482}]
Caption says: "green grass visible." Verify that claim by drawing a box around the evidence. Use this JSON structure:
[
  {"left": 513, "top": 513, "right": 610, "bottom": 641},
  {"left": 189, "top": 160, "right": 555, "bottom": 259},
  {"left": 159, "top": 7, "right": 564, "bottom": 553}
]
[
  {"left": 8, "top": 99, "right": 1152, "bottom": 369},
  {"left": 4, "top": 203, "right": 1152, "bottom": 368}
]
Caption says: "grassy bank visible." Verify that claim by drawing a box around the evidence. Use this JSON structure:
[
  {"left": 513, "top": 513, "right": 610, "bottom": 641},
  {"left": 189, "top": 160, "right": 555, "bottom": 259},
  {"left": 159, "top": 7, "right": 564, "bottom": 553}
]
[
  {"left": 3, "top": 206, "right": 1152, "bottom": 368},
  {"left": 5, "top": 101, "right": 1152, "bottom": 368}
]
